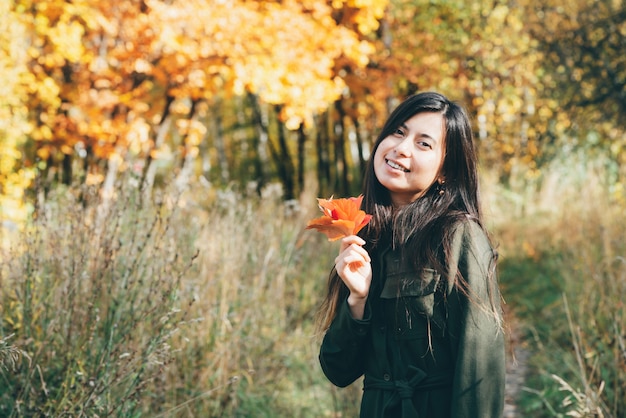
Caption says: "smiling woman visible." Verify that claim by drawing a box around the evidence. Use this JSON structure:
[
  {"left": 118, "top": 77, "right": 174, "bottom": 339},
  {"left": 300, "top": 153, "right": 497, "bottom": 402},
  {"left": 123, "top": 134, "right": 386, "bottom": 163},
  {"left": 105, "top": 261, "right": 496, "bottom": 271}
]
[
  {"left": 373, "top": 112, "right": 446, "bottom": 207},
  {"left": 316, "top": 92, "right": 505, "bottom": 418}
]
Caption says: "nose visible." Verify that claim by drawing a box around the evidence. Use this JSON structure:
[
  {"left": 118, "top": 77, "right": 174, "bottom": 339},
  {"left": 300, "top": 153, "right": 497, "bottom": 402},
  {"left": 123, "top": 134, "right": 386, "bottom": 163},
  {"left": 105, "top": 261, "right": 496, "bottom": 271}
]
[{"left": 394, "top": 137, "right": 412, "bottom": 156}]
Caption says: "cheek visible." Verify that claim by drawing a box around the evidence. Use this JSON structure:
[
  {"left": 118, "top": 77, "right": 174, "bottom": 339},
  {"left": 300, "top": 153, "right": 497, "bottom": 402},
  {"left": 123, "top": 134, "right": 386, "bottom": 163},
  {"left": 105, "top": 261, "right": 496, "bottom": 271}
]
[
  {"left": 374, "top": 139, "right": 393, "bottom": 159},
  {"left": 373, "top": 151, "right": 387, "bottom": 180},
  {"left": 373, "top": 145, "right": 385, "bottom": 165}
]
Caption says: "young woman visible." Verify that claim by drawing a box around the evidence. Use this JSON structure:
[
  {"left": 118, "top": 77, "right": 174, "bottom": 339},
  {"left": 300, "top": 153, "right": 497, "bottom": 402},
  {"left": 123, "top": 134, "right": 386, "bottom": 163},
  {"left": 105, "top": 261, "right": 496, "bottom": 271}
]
[{"left": 317, "top": 92, "right": 505, "bottom": 417}]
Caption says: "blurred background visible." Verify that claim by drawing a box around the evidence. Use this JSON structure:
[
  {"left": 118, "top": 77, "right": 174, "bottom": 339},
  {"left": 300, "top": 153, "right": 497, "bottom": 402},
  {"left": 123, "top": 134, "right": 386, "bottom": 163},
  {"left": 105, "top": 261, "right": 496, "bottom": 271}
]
[{"left": 0, "top": 0, "right": 624, "bottom": 416}]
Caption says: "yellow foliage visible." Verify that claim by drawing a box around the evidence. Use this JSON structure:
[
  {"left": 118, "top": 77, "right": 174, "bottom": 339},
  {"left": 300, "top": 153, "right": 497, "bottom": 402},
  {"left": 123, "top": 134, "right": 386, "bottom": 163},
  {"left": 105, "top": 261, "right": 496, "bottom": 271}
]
[
  {"left": 127, "top": 118, "right": 151, "bottom": 155},
  {"left": 39, "top": 77, "right": 62, "bottom": 107},
  {"left": 147, "top": 0, "right": 382, "bottom": 127},
  {"left": 85, "top": 172, "right": 104, "bottom": 186},
  {"left": 8, "top": 0, "right": 618, "bottom": 207},
  {"left": 331, "top": 0, "right": 387, "bottom": 34},
  {"left": 176, "top": 119, "right": 207, "bottom": 146},
  {"left": 48, "top": 20, "right": 85, "bottom": 63},
  {"left": 3, "top": 0, "right": 390, "bottom": 210},
  {"left": 0, "top": 0, "right": 35, "bottom": 244}
]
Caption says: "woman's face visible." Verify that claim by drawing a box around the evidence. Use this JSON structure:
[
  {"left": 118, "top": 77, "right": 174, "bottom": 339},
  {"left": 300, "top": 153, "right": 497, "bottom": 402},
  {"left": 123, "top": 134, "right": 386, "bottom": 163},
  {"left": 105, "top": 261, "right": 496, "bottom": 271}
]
[{"left": 374, "top": 111, "right": 446, "bottom": 207}]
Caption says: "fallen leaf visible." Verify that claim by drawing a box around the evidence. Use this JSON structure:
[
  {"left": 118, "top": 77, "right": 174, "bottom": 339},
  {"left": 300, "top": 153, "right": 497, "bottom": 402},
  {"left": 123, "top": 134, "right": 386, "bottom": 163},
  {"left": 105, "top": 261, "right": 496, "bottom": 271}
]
[{"left": 305, "top": 195, "right": 372, "bottom": 241}]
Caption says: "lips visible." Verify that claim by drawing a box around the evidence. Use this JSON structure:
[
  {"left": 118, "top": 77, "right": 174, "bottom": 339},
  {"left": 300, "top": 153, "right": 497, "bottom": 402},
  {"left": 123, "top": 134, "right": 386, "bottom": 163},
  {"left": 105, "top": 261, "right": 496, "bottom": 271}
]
[{"left": 385, "top": 159, "right": 410, "bottom": 172}]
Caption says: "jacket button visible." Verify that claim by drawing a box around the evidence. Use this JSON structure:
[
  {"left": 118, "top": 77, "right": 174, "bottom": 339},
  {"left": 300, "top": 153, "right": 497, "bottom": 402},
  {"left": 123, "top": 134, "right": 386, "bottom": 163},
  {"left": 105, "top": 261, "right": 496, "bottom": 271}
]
[{"left": 383, "top": 373, "right": 391, "bottom": 381}]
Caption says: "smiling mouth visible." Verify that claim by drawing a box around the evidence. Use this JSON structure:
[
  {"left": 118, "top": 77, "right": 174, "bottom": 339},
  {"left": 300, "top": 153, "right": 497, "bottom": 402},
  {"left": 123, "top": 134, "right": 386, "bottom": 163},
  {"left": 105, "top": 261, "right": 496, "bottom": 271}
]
[{"left": 386, "top": 159, "right": 410, "bottom": 172}]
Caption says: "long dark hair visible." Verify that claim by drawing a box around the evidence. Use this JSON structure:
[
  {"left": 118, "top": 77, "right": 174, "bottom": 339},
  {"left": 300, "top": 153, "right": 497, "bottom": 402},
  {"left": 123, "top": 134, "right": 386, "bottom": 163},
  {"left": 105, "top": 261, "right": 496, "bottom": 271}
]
[{"left": 317, "top": 92, "right": 499, "bottom": 331}]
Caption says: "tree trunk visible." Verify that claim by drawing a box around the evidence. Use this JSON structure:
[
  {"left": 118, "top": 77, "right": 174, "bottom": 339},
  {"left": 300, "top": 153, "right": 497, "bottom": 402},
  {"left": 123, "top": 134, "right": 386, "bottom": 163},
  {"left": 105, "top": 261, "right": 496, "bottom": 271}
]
[
  {"left": 213, "top": 97, "right": 230, "bottom": 185},
  {"left": 96, "top": 149, "right": 122, "bottom": 235},
  {"left": 174, "top": 99, "right": 200, "bottom": 193},
  {"left": 296, "top": 123, "right": 306, "bottom": 195},
  {"left": 142, "top": 116, "right": 171, "bottom": 200},
  {"left": 141, "top": 94, "right": 174, "bottom": 200},
  {"left": 246, "top": 92, "right": 268, "bottom": 194},
  {"left": 333, "top": 100, "right": 350, "bottom": 195},
  {"left": 62, "top": 153, "right": 72, "bottom": 185},
  {"left": 274, "top": 105, "right": 296, "bottom": 200},
  {"left": 251, "top": 98, "right": 295, "bottom": 200},
  {"left": 315, "top": 112, "right": 331, "bottom": 197},
  {"left": 353, "top": 117, "right": 367, "bottom": 177}
]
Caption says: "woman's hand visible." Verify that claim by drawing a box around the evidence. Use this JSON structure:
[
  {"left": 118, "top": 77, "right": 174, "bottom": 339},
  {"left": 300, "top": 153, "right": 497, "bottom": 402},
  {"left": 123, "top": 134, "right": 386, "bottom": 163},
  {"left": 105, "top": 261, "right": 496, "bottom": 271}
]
[{"left": 335, "top": 235, "right": 372, "bottom": 319}]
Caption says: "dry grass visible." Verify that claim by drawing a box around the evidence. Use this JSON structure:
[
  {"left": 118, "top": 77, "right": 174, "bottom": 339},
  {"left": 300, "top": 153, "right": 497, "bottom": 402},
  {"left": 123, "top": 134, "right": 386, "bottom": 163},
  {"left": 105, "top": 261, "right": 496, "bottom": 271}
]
[
  {"left": 1, "top": 155, "right": 624, "bottom": 416},
  {"left": 155, "top": 185, "right": 342, "bottom": 416},
  {"left": 0, "top": 179, "right": 352, "bottom": 417},
  {"left": 0, "top": 182, "right": 200, "bottom": 416},
  {"left": 485, "top": 157, "right": 626, "bottom": 417}
]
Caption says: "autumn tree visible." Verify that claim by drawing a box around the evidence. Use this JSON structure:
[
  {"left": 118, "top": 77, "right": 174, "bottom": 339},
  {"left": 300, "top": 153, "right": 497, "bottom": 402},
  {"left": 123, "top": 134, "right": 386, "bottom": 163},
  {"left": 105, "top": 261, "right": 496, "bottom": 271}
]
[
  {"left": 521, "top": 0, "right": 626, "bottom": 169},
  {"left": 0, "top": 0, "right": 34, "bottom": 237},
  {"left": 6, "top": 0, "right": 624, "bottom": 208},
  {"left": 8, "top": 0, "right": 389, "bottom": 202},
  {"left": 324, "top": 0, "right": 550, "bottom": 189}
]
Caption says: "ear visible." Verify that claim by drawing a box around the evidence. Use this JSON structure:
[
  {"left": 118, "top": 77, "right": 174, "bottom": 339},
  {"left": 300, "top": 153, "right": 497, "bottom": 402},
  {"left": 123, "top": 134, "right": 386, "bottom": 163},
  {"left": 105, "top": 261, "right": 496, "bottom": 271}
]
[{"left": 437, "top": 176, "right": 446, "bottom": 185}]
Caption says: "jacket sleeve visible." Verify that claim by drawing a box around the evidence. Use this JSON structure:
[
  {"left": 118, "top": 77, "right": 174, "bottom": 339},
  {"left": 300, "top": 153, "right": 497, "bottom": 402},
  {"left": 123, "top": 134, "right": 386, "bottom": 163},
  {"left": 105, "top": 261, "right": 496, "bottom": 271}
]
[
  {"left": 319, "top": 298, "right": 371, "bottom": 387},
  {"left": 446, "top": 221, "right": 506, "bottom": 418}
]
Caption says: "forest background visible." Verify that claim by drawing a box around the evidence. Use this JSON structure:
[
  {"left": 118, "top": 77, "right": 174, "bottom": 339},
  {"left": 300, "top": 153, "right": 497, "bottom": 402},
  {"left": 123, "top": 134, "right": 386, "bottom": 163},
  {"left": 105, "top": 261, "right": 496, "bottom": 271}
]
[{"left": 0, "top": 0, "right": 625, "bottom": 416}]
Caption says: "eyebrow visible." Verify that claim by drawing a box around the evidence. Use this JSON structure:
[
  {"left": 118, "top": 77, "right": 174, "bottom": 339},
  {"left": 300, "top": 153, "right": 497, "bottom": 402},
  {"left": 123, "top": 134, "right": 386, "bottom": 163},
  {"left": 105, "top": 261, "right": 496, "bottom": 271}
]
[{"left": 399, "top": 123, "right": 438, "bottom": 143}]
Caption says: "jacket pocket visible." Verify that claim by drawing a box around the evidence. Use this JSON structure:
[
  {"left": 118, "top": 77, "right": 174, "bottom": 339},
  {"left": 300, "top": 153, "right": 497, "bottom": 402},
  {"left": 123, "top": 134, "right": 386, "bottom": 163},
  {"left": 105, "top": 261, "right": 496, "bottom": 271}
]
[
  {"left": 380, "top": 268, "right": 445, "bottom": 339},
  {"left": 380, "top": 267, "right": 440, "bottom": 305}
]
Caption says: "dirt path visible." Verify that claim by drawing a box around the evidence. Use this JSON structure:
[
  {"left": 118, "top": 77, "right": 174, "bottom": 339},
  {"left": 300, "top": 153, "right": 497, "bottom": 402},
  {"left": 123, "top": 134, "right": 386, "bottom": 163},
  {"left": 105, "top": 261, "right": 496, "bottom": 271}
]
[
  {"left": 504, "top": 343, "right": 531, "bottom": 417},
  {"left": 503, "top": 313, "right": 531, "bottom": 417}
]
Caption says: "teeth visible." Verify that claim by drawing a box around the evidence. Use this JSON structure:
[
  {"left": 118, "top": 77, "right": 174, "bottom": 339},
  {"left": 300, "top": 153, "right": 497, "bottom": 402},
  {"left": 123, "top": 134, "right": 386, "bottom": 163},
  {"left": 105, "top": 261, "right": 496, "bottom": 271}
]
[{"left": 387, "top": 160, "right": 409, "bottom": 172}]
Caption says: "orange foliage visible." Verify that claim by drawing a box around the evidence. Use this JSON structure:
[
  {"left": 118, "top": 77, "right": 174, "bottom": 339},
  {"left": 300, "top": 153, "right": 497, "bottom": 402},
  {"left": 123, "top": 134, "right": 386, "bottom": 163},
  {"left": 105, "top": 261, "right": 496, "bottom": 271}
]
[
  {"left": 15, "top": 0, "right": 387, "bottom": 177},
  {"left": 9, "top": 0, "right": 612, "bottom": 198}
]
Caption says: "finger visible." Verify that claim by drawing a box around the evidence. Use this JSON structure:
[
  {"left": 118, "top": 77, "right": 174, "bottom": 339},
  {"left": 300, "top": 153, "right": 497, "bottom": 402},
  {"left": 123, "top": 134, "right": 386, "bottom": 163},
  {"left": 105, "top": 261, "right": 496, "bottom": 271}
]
[
  {"left": 340, "top": 235, "right": 366, "bottom": 251},
  {"left": 339, "top": 244, "right": 371, "bottom": 265},
  {"left": 348, "top": 243, "right": 371, "bottom": 263},
  {"left": 341, "top": 253, "right": 369, "bottom": 271},
  {"left": 336, "top": 246, "right": 369, "bottom": 267}
]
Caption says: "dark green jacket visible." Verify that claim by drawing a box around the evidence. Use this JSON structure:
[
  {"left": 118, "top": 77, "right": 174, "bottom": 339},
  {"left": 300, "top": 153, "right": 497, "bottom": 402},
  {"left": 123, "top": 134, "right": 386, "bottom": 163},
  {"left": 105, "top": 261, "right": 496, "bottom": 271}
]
[{"left": 319, "top": 220, "right": 505, "bottom": 417}]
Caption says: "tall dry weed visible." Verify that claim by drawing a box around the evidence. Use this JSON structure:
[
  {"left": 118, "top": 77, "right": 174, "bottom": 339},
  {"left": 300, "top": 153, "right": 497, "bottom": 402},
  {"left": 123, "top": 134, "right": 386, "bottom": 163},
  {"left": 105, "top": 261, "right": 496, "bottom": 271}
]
[
  {"left": 0, "top": 181, "right": 199, "bottom": 416},
  {"left": 155, "top": 185, "right": 344, "bottom": 416},
  {"left": 486, "top": 156, "right": 626, "bottom": 417},
  {"left": 1, "top": 177, "right": 360, "bottom": 417}
]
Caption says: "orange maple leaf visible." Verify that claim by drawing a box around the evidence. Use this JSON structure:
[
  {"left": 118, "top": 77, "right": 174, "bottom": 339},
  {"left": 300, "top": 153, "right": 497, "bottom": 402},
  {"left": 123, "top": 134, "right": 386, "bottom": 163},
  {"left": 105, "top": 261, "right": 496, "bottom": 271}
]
[{"left": 305, "top": 195, "right": 372, "bottom": 241}]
